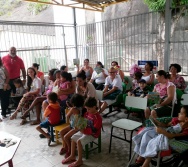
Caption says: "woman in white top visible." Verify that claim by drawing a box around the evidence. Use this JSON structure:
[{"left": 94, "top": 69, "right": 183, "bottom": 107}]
[
  {"left": 99, "top": 67, "right": 122, "bottom": 113},
  {"left": 141, "top": 62, "right": 155, "bottom": 85},
  {"left": 90, "top": 61, "right": 108, "bottom": 90},
  {"left": 10, "top": 67, "right": 42, "bottom": 125},
  {"left": 111, "top": 61, "right": 124, "bottom": 81}
]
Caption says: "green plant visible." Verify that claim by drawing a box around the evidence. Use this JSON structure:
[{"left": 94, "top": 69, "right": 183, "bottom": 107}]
[{"left": 27, "top": 0, "right": 50, "bottom": 15}]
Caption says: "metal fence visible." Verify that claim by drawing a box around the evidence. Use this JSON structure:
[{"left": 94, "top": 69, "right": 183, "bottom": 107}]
[{"left": 0, "top": 1, "right": 188, "bottom": 75}]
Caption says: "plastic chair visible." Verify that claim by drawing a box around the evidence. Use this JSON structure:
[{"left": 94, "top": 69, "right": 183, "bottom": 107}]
[
  {"left": 85, "top": 133, "right": 101, "bottom": 159},
  {"left": 47, "top": 107, "right": 69, "bottom": 143},
  {"left": 125, "top": 96, "right": 148, "bottom": 123}
]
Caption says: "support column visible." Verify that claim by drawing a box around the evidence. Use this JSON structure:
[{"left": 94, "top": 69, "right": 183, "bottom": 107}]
[{"left": 164, "top": 0, "right": 172, "bottom": 71}]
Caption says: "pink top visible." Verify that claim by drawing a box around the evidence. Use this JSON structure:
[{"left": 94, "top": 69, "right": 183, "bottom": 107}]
[
  {"left": 46, "top": 80, "right": 54, "bottom": 95},
  {"left": 2, "top": 55, "right": 25, "bottom": 79},
  {"left": 59, "top": 81, "right": 70, "bottom": 101},
  {"left": 154, "top": 81, "right": 176, "bottom": 104}
]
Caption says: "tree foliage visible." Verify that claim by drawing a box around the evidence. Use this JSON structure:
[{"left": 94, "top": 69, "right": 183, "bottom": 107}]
[
  {"left": 144, "top": 0, "right": 188, "bottom": 12},
  {"left": 27, "top": 0, "right": 50, "bottom": 15},
  {"left": 0, "top": 0, "right": 21, "bottom": 16}
]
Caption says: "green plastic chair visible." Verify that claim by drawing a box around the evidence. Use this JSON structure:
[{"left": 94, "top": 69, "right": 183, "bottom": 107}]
[{"left": 85, "top": 133, "right": 101, "bottom": 159}]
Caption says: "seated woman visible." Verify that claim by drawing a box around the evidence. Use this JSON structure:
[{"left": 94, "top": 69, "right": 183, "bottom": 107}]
[
  {"left": 32, "top": 63, "right": 44, "bottom": 85},
  {"left": 144, "top": 70, "right": 176, "bottom": 119},
  {"left": 90, "top": 61, "right": 108, "bottom": 90},
  {"left": 141, "top": 62, "right": 155, "bottom": 86},
  {"left": 76, "top": 59, "right": 93, "bottom": 82},
  {"left": 169, "top": 63, "right": 186, "bottom": 91},
  {"left": 111, "top": 61, "right": 124, "bottom": 81},
  {"left": 21, "top": 68, "right": 57, "bottom": 125},
  {"left": 76, "top": 70, "right": 96, "bottom": 99},
  {"left": 129, "top": 105, "right": 188, "bottom": 167},
  {"left": 10, "top": 67, "right": 42, "bottom": 125},
  {"left": 99, "top": 67, "right": 122, "bottom": 113}
]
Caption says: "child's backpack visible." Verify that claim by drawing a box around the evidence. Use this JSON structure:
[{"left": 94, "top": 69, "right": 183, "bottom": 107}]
[{"left": 129, "top": 64, "right": 142, "bottom": 78}]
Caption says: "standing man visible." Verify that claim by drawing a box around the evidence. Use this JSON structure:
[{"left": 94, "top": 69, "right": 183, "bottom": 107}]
[{"left": 2, "top": 46, "right": 26, "bottom": 94}]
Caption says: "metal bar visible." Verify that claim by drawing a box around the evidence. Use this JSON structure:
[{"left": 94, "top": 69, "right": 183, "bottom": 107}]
[
  {"left": 73, "top": 8, "right": 78, "bottom": 59},
  {"left": 164, "top": 0, "right": 172, "bottom": 71}
]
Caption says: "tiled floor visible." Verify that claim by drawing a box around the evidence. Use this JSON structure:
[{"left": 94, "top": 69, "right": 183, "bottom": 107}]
[{"left": 0, "top": 109, "right": 138, "bottom": 167}]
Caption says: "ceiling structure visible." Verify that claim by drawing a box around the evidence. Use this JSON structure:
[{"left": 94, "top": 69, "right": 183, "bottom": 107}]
[{"left": 23, "top": 0, "right": 128, "bottom": 12}]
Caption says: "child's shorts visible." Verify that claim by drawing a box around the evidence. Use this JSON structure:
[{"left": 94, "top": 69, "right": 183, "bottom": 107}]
[
  {"left": 71, "top": 131, "right": 95, "bottom": 146},
  {"left": 40, "top": 119, "right": 50, "bottom": 128}
]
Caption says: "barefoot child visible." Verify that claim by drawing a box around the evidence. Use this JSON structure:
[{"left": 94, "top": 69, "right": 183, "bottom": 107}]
[
  {"left": 59, "top": 94, "right": 85, "bottom": 158},
  {"left": 129, "top": 105, "right": 188, "bottom": 167},
  {"left": 62, "top": 97, "right": 102, "bottom": 167},
  {"left": 36, "top": 92, "right": 61, "bottom": 146}
]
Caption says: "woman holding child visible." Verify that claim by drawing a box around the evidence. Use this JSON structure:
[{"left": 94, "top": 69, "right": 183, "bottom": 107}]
[
  {"left": 10, "top": 67, "right": 42, "bottom": 125},
  {"left": 144, "top": 70, "right": 176, "bottom": 119}
]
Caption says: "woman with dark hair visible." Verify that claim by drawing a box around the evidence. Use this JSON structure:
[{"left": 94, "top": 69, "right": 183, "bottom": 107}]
[
  {"left": 20, "top": 68, "right": 57, "bottom": 125},
  {"left": 0, "top": 57, "right": 10, "bottom": 120},
  {"left": 141, "top": 62, "right": 155, "bottom": 85},
  {"left": 111, "top": 61, "right": 124, "bottom": 81},
  {"left": 76, "top": 59, "right": 93, "bottom": 82},
  {"left": 90, "top": 61, "right": 108, "bottom": 90},
  {"left": 32, "top": 63, "right": 44, "bottom": 84},
  {"left": 10, "top": 67, "right": 42, "bottom": 125},
  {"left": 76, "top": 70, "right": 96, "bottom": 98},
  {"left": 60, "top": 65, "right": 68, "bottom": 72},
  {"left": 144, "top": 70, "right": 176, "bottom": 119},
  {"left": 169, "top": 63, "right": 186, "bottom": 90}
]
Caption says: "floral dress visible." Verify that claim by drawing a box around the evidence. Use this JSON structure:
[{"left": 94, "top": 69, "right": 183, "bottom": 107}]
[{"left": 170, "top": 74, "right": 186, "bottom": 90}]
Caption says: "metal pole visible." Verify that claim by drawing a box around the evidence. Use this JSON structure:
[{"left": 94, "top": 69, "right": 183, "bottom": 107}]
[
  {"left": 62, "top": 26, "right": 68, "bottom": 66},
  {"left": 73, "top": 8, "right": 78, "bottom": 59},
  {"left": 164, "top": 0, "right": 172, "bottom": 71}
]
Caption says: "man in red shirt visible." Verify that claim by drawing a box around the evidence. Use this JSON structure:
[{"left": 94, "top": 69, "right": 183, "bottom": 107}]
[{"left": 2, "top": 46, "right": 26, "bottom": 94}]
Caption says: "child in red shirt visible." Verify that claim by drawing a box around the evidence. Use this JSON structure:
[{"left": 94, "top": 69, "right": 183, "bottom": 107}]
[
  {"left": 62, "top": 97, "right": 102, "bottom": 167},
  {"left": 36, "top": 92, "right": 61, "bottom": 146}
]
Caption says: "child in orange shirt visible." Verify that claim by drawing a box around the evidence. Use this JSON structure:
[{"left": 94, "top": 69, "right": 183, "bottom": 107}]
[{"left": 36, "top": 92, "right": 61, "bottom": 146}]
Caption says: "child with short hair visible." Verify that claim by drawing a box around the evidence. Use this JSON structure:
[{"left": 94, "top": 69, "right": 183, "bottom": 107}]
[
  {"left": 128, "top": 79, "right": 149, "bottom": 98},
  {"left": 129, "top": 105, "right": 188, "bottom": 167},
  {"left": 12, "top": 78, "right": 25, "bottom": 96},
  {"left": 36, "top": 92, "right": 61, "bottom": 146},
  {"left": 62, "top": 97, "right": 102, "bottom": 167}
]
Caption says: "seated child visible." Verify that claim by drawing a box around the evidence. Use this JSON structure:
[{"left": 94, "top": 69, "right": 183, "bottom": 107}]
[
  {"left": 12, "top": 78, "right": 25, "bottom": 97},
  {"left": 129, "top": 105, "right": 188, "bottom": 167},
  {"left": 62, "top": 97, "right": 102, "bottom": 167},
  {"left": 59, "top": 94, "right": 85, "bottom": 158},
  {"left": 128, "top": 79, "right": 149, "bottom": 98},
  {"left": 36, "top": 92, "right": 61, "bottom": 146},
  {"left": 10, "top": 78, "right": 25, "bottom": 108},
  {"left": 58, "top": 71, "right": 72, "bottom": 103},
  {"left": 132, "top": 71, "right": 143, "bottom": 89}
]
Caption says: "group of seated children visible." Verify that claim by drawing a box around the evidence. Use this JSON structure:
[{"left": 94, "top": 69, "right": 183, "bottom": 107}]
[{"left": 37, "top": 92, "right": 102, "bottom": 167}]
